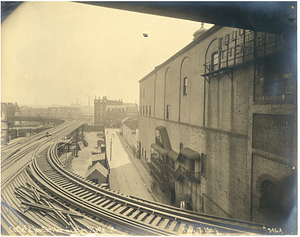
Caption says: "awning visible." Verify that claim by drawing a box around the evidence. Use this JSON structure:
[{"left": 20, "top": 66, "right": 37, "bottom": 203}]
[
  {"left": 168, "top": 150, "right": 179, "bottom": 162},
  {"left": 155, "top": 126, "right": 172, "bottom": 150},
  {"left": 156, "top": 126, "right": 166, "bottom": 131},
  {"left": 180, "top": 147, "right": 200, "bottom": 160},
  {"left": 151, "top": 143, "right": 168, "bottom": 157}
]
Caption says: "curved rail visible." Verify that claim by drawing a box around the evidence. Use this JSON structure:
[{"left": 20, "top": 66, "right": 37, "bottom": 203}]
[
  {"left": 27, "top": 141, "right": 272, "bottom": 235},
  {"left": 2, "top": 120, "right": 277, "bottom": 235},
  {"left": 1, "top": 121, "right": 122, "bottom": 236}
]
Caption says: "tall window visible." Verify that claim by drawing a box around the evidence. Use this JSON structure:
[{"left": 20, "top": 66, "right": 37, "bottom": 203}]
[
  {"left": 201, "top": 153, "right": 206, "bottom": 176},
  {"left": 166, "top": 105, "right": 169, "bottom": 119},
  {"left": 143, "top": 89, "right": 145, "bottom": 98},
  {"left": 183, "top": 77, "right": 188, "bottom": 95},
  {"left": 146, "top": 106, "right": 148, "bottom": 115},
  {"left": 149, "top": 106, "right": 151, "bottom": 116},
  {"left": 211, "top": 51, "right": 219, "bottom": 71},
  {"left": 143, "top": 106, "right": 144, "bottom": 115}
]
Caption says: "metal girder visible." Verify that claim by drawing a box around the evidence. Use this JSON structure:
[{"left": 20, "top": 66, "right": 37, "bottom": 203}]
[
  {"left": 2, "top": 2, "right": 297, "bottom": 36},
  {"left": 76, "top": 1, "right": 296, "bottom": 35}
]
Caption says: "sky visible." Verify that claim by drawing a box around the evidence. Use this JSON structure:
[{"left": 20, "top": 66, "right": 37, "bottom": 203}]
[{"left": 1, "top": 1, "right": 212, "bottom": 107}]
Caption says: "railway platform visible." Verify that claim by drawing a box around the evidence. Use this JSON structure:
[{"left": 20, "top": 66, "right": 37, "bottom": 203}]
[
  {"left": 105, "top": 128, "right": 155, "bottom": 202},
  {"left": 116, "top": 130, "right": 172, "bottom": 205}
]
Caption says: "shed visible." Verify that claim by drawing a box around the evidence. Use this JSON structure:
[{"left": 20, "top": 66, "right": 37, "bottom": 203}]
[{"left": 86, "top": 162, "right": 108, "bottom": 184}]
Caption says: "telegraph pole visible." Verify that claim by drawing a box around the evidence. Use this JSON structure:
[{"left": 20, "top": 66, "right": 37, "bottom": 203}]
[{"left": 110, "top": 134, "right": 114, "bottom": 161}]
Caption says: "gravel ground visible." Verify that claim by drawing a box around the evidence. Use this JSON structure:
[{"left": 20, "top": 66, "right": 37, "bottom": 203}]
[{"left": 70, "top": 132, "right": 103, "bottom": 177}]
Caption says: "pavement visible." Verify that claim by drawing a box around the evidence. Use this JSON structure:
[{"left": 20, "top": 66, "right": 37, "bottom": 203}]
[
  {"left": 105, "top": 128, "right": 156, "bottom": 202},
  {"left": 116, "top": 130, "right": 172, "bottom": 205}
]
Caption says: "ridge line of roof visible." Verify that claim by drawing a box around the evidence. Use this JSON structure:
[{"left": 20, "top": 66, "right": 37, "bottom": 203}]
[{"left": 139, "top": 25, "right": 224, "bottom": 83}]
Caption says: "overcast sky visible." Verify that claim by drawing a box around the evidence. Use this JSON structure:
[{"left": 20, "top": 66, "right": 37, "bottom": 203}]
[{"left": 2, "top": 1, "right": 212, "bottom": 106}]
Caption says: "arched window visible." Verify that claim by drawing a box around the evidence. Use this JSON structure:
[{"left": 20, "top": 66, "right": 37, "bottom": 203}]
[{"left": 259, "top": 180, "right": 279, "bottom": 215}]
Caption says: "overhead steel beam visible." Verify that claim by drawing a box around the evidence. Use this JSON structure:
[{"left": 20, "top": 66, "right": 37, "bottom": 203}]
[
  {"left": 2, "top": 1, "right": 296, "bottom": 43},
  {"left": 76, "top": 1, "right": 296, "bottom": 35}
]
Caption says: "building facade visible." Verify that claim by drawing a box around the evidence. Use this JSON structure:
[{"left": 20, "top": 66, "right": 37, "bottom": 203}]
[
  {"left": 139, "top": 25, "right": 296, "bottom": 229},
  {"left": 19, "top": 106, "right": 81, "bottom": 118},
  {"left": 94, "top": 96, "right": 138, "bottom": 128},
  {"left": 121, "top": 118, "right": 139, "bottom": 156},
  {"left": 1, "top": 102, "right": 20, "bottom": 144}
]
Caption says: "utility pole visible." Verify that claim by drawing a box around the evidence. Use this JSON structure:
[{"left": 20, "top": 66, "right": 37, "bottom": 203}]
[{"left": 110, "top": 134, "right": 114, "bottom": 161}]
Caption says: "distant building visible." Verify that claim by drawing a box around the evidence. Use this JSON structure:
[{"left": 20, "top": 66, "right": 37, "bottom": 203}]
[
  {"left": 124, "top": 103, "right": 139, "bottom": 120},
  {"left": 86, "top": 162, "right": 108, "bottom": 184},
  {"left": 19, "top": 106, "right": 81, "bottom": 119},
  {"left": 1, "top": 102, "right": 19, "bottom": 144},
  {"left": 94, "top": 96, "right": 138, "bottom": 128},
  {"left": 139, "top": 24, "right": 296, "bottom": 228}
]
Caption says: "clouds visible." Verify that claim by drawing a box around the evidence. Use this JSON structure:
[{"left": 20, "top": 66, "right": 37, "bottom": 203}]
[{"left": 2, "top": 2, "right": 210, "bottom": 106}]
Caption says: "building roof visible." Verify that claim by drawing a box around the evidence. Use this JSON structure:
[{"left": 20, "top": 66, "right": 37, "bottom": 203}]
[
  {"left": 139, "top": 25, "right": 223, "bottom": 83},
  {"left": 92, "top": 153, "right": 106, "bottom": 162},
  {"left": 86, "top": 162, "right": 108, "bottom": 178},
  {"left": 122, "top": 118, "right": 138, "bottom": 130},
  {"left": 180, "top": 147, "right": 200, "bottom": 160}
]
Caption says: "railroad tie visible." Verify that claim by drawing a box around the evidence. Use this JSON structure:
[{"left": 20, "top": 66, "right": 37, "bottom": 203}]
[
  {"left": 150, "top": 216, "right": 161, "bottom": 227},
  {"left": 105, "top": 202, "right": 118, "bottom": 210},
  {"left": 95, "top": 198, "right": 106, "bottom": 205},
  {"left": 55, "top": 180, "right": 69, "bottom": 185},
  {"left": 168, "top": 221, "right": 178, "bottom": 232},
  {"left": 48, "top": 176, "right": 63, "bottom": 181},
  {"left": 111, "top": 203, "right": 122, "bottom": 212},
  {"left": 69, "top": 187, "right": 82, "bottom": 193},
  {"left": 128, "top": 209, "right": 140, "bottom": 219},
  {"left": 136, "top": 212, "right": 148, "bottom": 221},
  {"left": 116, "top": 206, "right": 128, "bottom": 214},
  {"left": 144, "top": 214, "right": 155, "bottom": 224},
  {"left": 159, "top": 219, "right": 170, "bottom": 229},
  {"left": 73, "top": 189, "right": 86, "bottom": 195},
  {"left": 81, "top": 192, "right": 94, "bottom": 200},
  {"left": 61, "top": 183, "right": 76, "bottom": 188},
  {"left": 86, "top": 194, "right": 99, "bottom": 202},
  {"left": 122, "top": 208, "right": 134, "bottom": 217},
  {"left": 100, "top": 199, "right": 111, "bottom": 207},
  {"left": 177, "top": 223, "right": 187, "bottom": 234},
  {"left": 78, "top": 190, "right": 90, "bottom": 197}
]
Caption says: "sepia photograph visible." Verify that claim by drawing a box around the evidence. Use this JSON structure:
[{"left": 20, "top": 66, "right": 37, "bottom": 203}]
[{"left": 1, "top": 1, "right": 297, "bottom": 235}]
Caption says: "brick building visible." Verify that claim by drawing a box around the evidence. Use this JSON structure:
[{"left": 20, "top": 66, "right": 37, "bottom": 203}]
[
  {"left": 138, "top": 25, "right": 296, "bottom": 229},
  {"left": 94, "top": 96, "right": 138, "bottom": 128}
]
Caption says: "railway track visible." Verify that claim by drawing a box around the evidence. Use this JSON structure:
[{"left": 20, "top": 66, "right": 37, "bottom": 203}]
[
  {"left": 27, "top": 141, "right": 272, "bottom": 235},
  {"left": 2, "top": 120, "right": 275, "bottom": 235}
]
